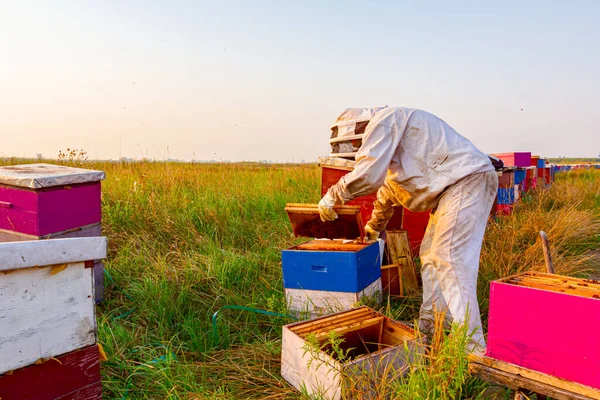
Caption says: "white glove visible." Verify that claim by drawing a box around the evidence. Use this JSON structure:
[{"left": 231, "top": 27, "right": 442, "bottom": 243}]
[
  {"left": 364, "top": 224, "right": 380, "bottom": 242},
  {"left": 318, "top": 193, "right": 338, "bottom": 222}
]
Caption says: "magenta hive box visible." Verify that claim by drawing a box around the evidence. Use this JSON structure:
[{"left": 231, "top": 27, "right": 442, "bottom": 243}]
[
  {"left": 490, "top": 152, "right": 532, "bottom": 168},
  {"left": 487, "top": 272, "right": 600, "bottom": 389},
  {"left": 0, "top": 163, "right": 106, "bottom": 302}
]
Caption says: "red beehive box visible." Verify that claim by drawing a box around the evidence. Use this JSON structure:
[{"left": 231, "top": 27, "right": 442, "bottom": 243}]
[
  {"left": 0, "top": 164, "right": 104, "bottom": 237},
  {"left": 401, "top": 209, "right": 430, "bottom": 254},
  {"left": 319, "top": 157, "right": 403, "bottom": 230},
  {"left": 490, "top": 152, "right": 532, "bottom": 168},
  {"left": 0, "top": 345, "right": 102, "bottom": 400},
  {"left": 487, "top": 272, "right": 600, "bottom": 390}
]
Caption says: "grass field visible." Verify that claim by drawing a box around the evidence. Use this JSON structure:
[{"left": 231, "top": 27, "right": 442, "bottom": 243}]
[{"left": 2, "top": 158, "right": 599, "bottom": 399}]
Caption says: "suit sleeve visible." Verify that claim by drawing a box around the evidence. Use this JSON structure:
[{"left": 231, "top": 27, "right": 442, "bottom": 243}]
[{"left": 327, "top": 109, "right": 404, "bottom": 204}]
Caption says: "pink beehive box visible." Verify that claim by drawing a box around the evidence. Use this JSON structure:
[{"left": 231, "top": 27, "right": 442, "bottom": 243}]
[
  {"left": 490, "top": 152, "right": 532, "bottom": 168},
  {"left": 0, "top": 164, "right": 104, "bottom": 237},
  {"left": 487, "top": 272, "right": 600, "bottom": 389},
  {"left": 0, "top": 163, "right": 106, "bottom": 302}
]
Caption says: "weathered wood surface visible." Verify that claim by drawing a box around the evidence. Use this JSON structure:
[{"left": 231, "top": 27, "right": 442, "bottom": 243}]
[
  {"left": 385, "top": 230, "right": 418, "bottom": 294},
  {"left": 499, "top": 271, "right": 600, "bottom": 299},
  {"left": 0, "top": 236, "right": 107, "bottom": 272},
  {"left": 293, "top": 240, "right": 366, "bottom": 252},
  {"left": 468, "top": 353, "right": 600, "bottom": 400},
  {"left": 0, "top": 262, "right": 96, "bottom": 374},
  {"left": 285, "top": 204, "right": 366, "bottom": 239},
  {"left": 0, "top": 345, "right": 101, "bottom": 399},
  {"left": 0, "top": 164, "right": 105, "bottom": 189},
  {"left": 0, "top": 223, "right": 102, "bottom": 242},
  {"left": 285, "top": 279, "right": 381, "bottom": 316},
  {"left": 318, "top": 156, "right": 356, "bottom": 171}
]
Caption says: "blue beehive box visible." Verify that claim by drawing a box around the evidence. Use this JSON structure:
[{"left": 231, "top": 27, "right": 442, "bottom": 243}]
[
  {"left": 537, "top": 158, "right": 546, "bottom": 169},
  {"left": 497, "top": 187, "right": 515, "bottom": 205},
  {"left": 282, "top": 240, "right": 381, "bottom": 292}
]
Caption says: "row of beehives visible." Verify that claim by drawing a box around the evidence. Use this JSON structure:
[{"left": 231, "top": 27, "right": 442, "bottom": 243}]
[
  {"left": 490, "top": 152, "right": 556, "bottom": 216},
  {"left": 0, "top": 164, "right": 108, "bottom": 399}
]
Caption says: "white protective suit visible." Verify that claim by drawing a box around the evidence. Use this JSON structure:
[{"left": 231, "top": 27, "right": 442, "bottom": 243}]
[{"left": 326, "top": 107, "right": 497, "bottom": 351}]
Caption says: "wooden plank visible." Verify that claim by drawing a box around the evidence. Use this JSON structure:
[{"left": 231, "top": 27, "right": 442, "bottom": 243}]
[
  {"left": 385, "top": 230, "right": 418, "bottom": 293},
  {"left": 381, "top": 264, "right": 402, "bottom": 297},
  {"left": 293, "top": 242, "right": 366, "bottom": 252},
  {"left": 0, "top": 345, "right": 101, "bottom": 400},
  {"left": 0, "top": 237, "right": 107, "bottom": 272},
  {"left": 0, "top": 223, "right": 102, "bottom": 242},
  {"left": 469, "top": 353, "right": 600, "bottom": 400},
  {"left": 0, "top": 262, "right": 96, "bottom": 374},
  {"left": 291, "top": 307, "right": 377, "bottom": 335},
  {"left": 312, "top": 317, "right": 384, "bottom": 341},
  {"left": 0, "top": 164, "right": 105, "bottom": 189}
]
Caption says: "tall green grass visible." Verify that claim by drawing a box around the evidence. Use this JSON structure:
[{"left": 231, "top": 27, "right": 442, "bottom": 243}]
[{"left": 1, "top": 158, "right": 598, "bottom": 399}]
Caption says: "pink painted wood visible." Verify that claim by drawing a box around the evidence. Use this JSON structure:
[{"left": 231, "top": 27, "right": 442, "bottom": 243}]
[
  {"left": 491, "top": 152, "right": 532, "bottom": 168},
  {"left": 0, "top": 182, "right": 101, "bottom": 236},
  {"left": 487, "top": 281, "right": 600, "bottom": 389}
]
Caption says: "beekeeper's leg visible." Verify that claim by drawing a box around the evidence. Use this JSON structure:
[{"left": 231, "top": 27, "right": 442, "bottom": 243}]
[
  {"left": 421, "top": 170, "right": 497, "bottom": 352},
  {"left": 419, "top": 214, "right": 452, "bottom": 335}
]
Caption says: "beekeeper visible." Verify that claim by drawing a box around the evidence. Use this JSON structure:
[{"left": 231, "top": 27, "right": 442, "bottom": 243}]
[{"left": 318, "top": 107, "right": 497, "bottom": 352}]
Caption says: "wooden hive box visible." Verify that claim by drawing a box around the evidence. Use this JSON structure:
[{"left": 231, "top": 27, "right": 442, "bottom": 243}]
[
  {"left": 490, "top": 152, "right": 532, "bottom": 168},
  {"left": 281, "top": 306, "right": 422, "bottom": 400},
  {"left": 0, "top": 237, "right": 106, "bottom": 375},
  {"left": 319, "top": 157, "right": 403, "bottom": 230},
  {"left": 401, "top": 209, "right": 430, "bottom": 254},
  {"left": 0, "top": 163, "right": 104, "bottom": 237},
  {"left": 526, "top": 166, "right": 538, "bottom": 191},
  {"left": 283, "top": 204, "right": 382, "bottom": 316},
  {"left": 487, "top": 272, "right": 600, "bottom": 390},
  {"left": 0, "top": 345, "right": 102, "bottom": 399}
]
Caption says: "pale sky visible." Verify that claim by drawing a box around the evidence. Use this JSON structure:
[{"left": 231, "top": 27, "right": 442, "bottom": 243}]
[{"left": 1, "top": 1, "right": 599, "bottom": 162}]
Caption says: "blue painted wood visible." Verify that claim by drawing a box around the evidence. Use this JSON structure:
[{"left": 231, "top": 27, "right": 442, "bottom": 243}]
[
  {"left": 514, "top": 170, "right": 526, "bottom": 185},
  {"left": 281, "top": 242, "right": 381, "bottom": 292},
  {"left": 497, "top": 188, "right": 515, "bottom": 205},
  {"left": 537, "top": 158, "right": 546, "bottom": 169}
]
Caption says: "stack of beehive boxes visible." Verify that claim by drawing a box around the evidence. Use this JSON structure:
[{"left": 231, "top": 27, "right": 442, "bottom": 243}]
[
  {"left": 0, "top": 163, "right": 108, "bottom": 398},
  {"left": 491, "top": 152, "right": 533, "bottom": 215},
  {"left": 0, "top": 164, "right": 105, "bottom": 302},
  {"left": 282, "top": 204, "right": 382, "bottom": 317},
  {"left": 0, "top": 237, "right": 107, "bottom": 399}
]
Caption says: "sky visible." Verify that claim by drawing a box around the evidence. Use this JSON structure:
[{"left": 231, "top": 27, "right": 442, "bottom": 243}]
[{"left": 1, "top": 1, "right": 599, "bottom": 162}]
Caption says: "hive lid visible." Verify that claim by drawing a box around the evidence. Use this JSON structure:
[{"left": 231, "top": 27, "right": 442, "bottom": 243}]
[
  {"left": 0, "top": 163, "right": 106, "bottom": 189},
  {"left": 285, "top": 203, "right": 367, "bottom": 239}
]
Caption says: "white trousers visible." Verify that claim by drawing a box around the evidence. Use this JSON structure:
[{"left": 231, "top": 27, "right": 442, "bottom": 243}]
[{"left": 418, "top": 169, "right": 498, "bottom": 352}]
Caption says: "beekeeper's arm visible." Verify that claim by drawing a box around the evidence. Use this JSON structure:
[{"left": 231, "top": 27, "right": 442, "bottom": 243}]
[{"left": 318, "top": 109, "right": 404, "bottom": 222}]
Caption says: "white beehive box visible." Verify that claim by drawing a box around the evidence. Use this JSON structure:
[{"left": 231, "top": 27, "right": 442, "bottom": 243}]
[
  {"left": 0, "top": 237, "right": 106, "bottom": 374},
  {"left": 281, "top": 306, "right": 422, "bottom": 400}
]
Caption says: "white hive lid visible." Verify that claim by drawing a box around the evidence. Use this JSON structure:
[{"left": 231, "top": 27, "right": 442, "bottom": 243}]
[{"left": 0, "top": 163, "right": 106, "bottom": 189}]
